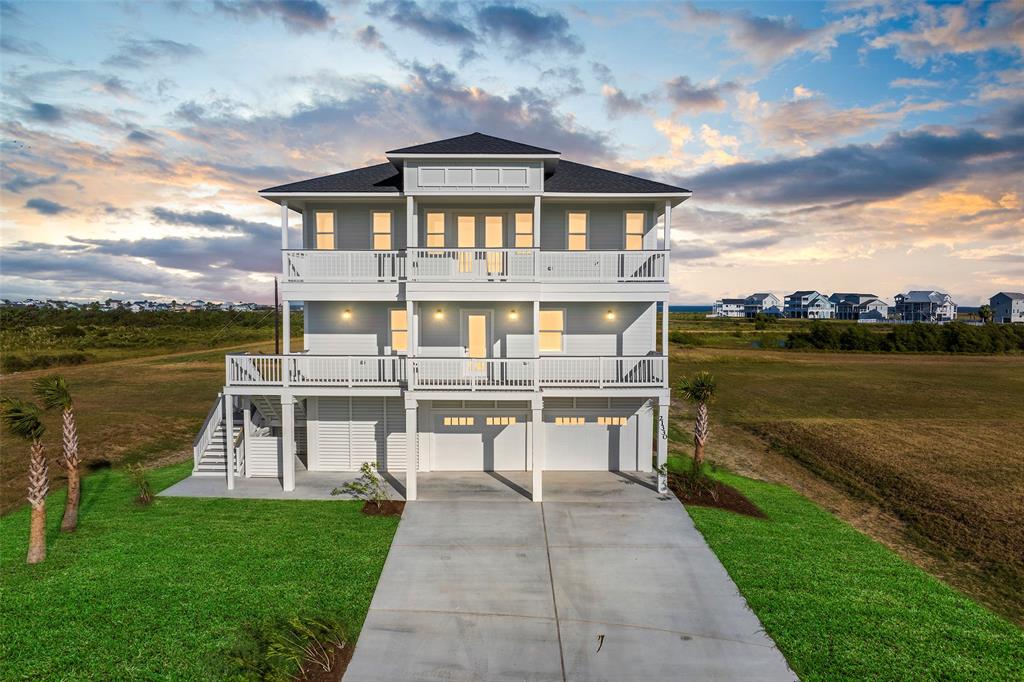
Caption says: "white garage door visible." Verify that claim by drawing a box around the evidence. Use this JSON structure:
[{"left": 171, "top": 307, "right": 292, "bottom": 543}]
[
  {"left": 430, "top": 411, "right": 530, "bottom": 471},
  {"left": 543, "top": 398, "right": 645, "bottom": 471},
  {"left": 313, "top": 396, "right": 406, "bottom": 471}
]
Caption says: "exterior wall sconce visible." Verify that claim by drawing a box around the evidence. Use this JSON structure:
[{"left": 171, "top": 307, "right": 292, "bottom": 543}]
[
  {"left": 342, "top": 308, "right": 352, "bottom": 320},
  {"left": 509, "top": 308, "right": 519, "bottom": 320},
  {"left": 606, "top": 309, "right": 616, "bottom": 320},
  {"left": 434, "top": 308, "right": 444, "bottom": 320}
]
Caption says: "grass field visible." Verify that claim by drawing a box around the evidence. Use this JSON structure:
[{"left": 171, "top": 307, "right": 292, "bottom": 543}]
[
  {"left": 0, "top": 462, "right": 398, "bottom": 680},
  {"left": 668, "top": 343, "right": 1024, "bottom": 625},
  {"left": 670, "top": 456, "right": 1024, "bottom": 681}
]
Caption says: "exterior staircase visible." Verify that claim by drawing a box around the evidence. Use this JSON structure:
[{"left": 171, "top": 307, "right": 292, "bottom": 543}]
[
  {"left": 192, "top": 393, "right": 306, "bottom": 477},
  {"left": 193, "top": 422, "right": 243, "bottom": 477}
]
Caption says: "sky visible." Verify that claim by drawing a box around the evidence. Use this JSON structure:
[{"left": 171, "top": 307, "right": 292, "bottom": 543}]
[{"left": 1, "top": 0, "right": 1022, "bottom": 306}]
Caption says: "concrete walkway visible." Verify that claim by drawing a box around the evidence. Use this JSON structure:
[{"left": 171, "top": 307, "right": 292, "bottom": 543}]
[{"left": 344, "top": 475, "right": 794, "bottom": 681}]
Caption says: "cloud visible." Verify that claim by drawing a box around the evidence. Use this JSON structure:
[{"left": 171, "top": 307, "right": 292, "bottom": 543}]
[
  {"left": 103, "top": 38, "right": 202, "bottom": 69},
  {"left": 601, "top": 85, "right": 653, "bottom": 118},
  {"left": 0, "top": 34, "right": 50, "bottom": 58},
  {"left": 212, "top": 0, "right": 333, "bottom": 33},
  {"left": 126, "top": 129, "right": 159, "bottom": 145},
  {"left": 23, "top": 102, "right": 63, "bottom": 123},
  {"left": 475, "top": 3, "right": 582, "bottom": 54},
  {"left": 368, "top": 0, "right": 476, "bottom": 49},
  {"left": 25, "top": 198, "right": 71, "bottom": 215},
  {"left": 2, "top": 170, "right": 61, "bottom": 194},
  {"left": 890, "top": 77, "right": 944, "bottom": 89},
  {"left": 688, "top": 127, "right": 1024, "bottom": 206},
  {"left": 150, "top": 207, "right": 278, "bottom": 237},
  {"left": 869, "top": 1, "right": 1024, "bottom": 66},
  {"left": 665, "top": 76, "right": 736, "bottom": 112}
]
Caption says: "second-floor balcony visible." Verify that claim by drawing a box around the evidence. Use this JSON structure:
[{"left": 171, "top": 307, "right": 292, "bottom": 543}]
[
  {"left": 226, "top": 354, "right": 667, "bottom": 390},
  {"left": 282, "top": 248, "right": 667, "bottom": 284}
]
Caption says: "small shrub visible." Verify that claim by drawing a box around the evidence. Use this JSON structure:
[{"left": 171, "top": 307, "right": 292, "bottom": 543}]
[
  {"left": 332, "top": 462, "right": 391, "bottom": 503},
  {"left": 126, "top": 464, "right": 154, "bottom": 505},
  {"left": 669, "top": 331, "right": 705, "bottom": 347},
  {"left": 227, "top": 615, "right": 348, "bottom": 682}
]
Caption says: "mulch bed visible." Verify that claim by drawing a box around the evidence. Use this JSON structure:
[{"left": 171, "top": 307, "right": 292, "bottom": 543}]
[
  {"left": 360, "top": 500, "right": 405, "bottom": 517},
  {"left": 668, "top": 473, "right": 767, "bottom": 519},
  {"left": 294, "top": 641, "right": 353, "bottom": 682}
]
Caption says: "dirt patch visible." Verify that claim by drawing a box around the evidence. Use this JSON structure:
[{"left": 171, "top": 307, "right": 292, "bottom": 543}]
[
  {"left": 295, "top": 641, "right": 353, "bottom": 682},
  {"left": 361, "top": 500, "right": 405, "bottom": 517},
  {"left": 668, "top": 472, "right": 766, "bottom": 519}
]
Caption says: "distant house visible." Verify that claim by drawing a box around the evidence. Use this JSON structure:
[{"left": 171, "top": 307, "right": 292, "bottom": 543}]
[
  {"left": 893, "top": 291, "right": 956, "bottom": 322},
  {"left": 784, "top": 291, "right": 835, "bottom": 319},
  {"left": 990, "top": 292, "right": 1024, "bottom": 323},
  {"left": 829, "top": 293, "right": 889, "bottom": 320},
  {"left": 711, "top": 298, "right": 746, "bottom": 318},
  {"left": 744, "top": 293, "right": 781, "bottom": 318}
]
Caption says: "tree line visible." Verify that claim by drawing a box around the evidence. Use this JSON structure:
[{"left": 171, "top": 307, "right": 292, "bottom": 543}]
[{"left": 786, "top": 321, "right": 1024, "bottom": 353}]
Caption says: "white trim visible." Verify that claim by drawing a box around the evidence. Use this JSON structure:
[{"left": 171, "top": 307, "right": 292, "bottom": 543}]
[
  {"left": 460, "top": 309, "right": 493, "bottom": 358},
  {"left": 538, "top": 306, "right": 566, "bottom": 354},
  {"left": 565, "top": 209, "right": 589, "bottom": 251},
  {"left": 388, "top": 306, "right": 409, "bottom": 355},
  {"left": 544, "top": 192, "right": 691, "bottom": 200},
  {"left": 261, "top": 191, "right": 691, "bottom": 199},
  {"left": 371, "top": 208, "right": 395, "bottom": 251},
  {"left": 261, "top": 192, "right": 403, "bottom": 198},
  {"left": 622, "top": 208, "right": 647, "bottom": 251},
  {"left": 387, "top": 153, "right": 559, "bottom": 160}
]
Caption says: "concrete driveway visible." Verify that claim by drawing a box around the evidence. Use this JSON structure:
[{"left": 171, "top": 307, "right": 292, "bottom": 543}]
[{"left": 343, "top": 472, "right": 794, "bottom": 681}]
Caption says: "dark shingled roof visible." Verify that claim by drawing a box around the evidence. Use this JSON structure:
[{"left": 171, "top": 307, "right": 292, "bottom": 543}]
[
  {"left": 545, "top": 160, "right": 689, "bottom": 193},
  {"left": 387, "top": 132, "right": 558, "bottom": 155},
  {"left": 261, "top": 162, "right": 401, "bottom": 193}
]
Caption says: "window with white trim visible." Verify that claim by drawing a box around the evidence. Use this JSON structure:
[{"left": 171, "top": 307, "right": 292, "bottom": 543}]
[
  {"left": 515, "top": 213, "right": 533, "bottom": 248},
  {"left": 597, "top": 416, "right": 628, "bottom": 426},
  {"left": 443, "top": 416, "right": 475, "bottom": 426},
  {"left": 485, "top": 416, "right": 517, "bottom": 425},
  {"left": 315, "top": 212, "right": 335, "bottom": 250},
  {"left": 625, "top": 212, "right": 644, "bottom": 251},
  {"left": 554, "top": 416, "right": 585, "bottom": 425},
  {"left": 389, "top": 309, "right": 408, "bottom": 352},
  {"left": 538, "top": 309, "right": 564, "bottom": 353},
  {"left": 567, "top": 212, "right": 587, "bottom": 251},
  {"left": 372, "top": 211, "right": 392, "bottom": 250},
  {"left": 426, "top": 212, "right": 445, "bottom": 247}
]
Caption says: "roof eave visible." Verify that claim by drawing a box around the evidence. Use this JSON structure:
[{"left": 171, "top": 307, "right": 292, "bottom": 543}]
[{"left": 386, "top": 153, "right": 560, "bottom": 160}]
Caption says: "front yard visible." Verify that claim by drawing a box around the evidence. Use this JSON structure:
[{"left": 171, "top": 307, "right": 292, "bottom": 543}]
[
  {"left": 0, "top": 462, "right": 398, "bottom": 679},
  {"left": 670, "top": 456, "right": 1024, "bottom": 681}
]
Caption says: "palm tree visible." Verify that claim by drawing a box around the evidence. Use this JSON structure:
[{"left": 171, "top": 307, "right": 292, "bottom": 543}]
[
  {"left": 33, "top": 375, "right": 80, "bottom": 532},
  {"left": 978, "top": 304, "right": 993, "bottom": 324},
  {"left": 1, "top": 397, "right": 49, "bottom": 564},
  {"left": 678, "top": 371, "right": 717, "bottom": 470}
]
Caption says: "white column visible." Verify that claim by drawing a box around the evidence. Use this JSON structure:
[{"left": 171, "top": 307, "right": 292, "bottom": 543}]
[
  {"left": 405, "top": 399, "right": 418, "bottom": 501},
  {"left": 533, "top": 195, "right": 541, "bottom": 247},
  {"left": 282, "top": 299, "right": 290, "bottom": 355},
  {"left": 242, "top": 397, "right": 251, "bottom": 479},
  {"left": 282, "top": 393, "right": 296, "bottom": 492},
  {"left": 225, "top": 395, "right": 235, "bottom": 490},
  {"left": 531, "top": 400, "right": 544, "bottom": 502},
  {"left": 661, "top": 298, "right": 669, "bottom": 359},
  {"left": 281, "top": 200, "right": 289, "bottom": 250},
  {"left": 406, "top": 300, "right": 416, "bottom": 356},
  {"left": 657, "top": 394, "right": 669, "bottom": 494},
  {"left": 406, "top": 195, "right": 416, "bottom": 248},
  {"left": 532, "top": 300, "right": 540, "bottom": 357}
]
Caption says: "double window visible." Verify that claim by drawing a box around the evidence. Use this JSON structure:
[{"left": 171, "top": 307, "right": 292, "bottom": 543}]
[
  {"left": 539, "top": 309, "right": 564, "bottom": 353},
  {"left": 514, "top": 213, "right": 533, "bottom": 248},
  {"left": 315, "top": 212, "right": 335, "bottom": 250},
  {"left": 372, "top": 211, "right": 392, "bottom": 250},
  {"left": 389, "top": 309, "right": 408, "bottom": 353},
  {"left": 625, "top": 212, "right": 644, "bottom": 251},
  {"left": 426, "top": 212, "right": 445, "bottom": 247},
  {"left": 567, "top": 212, "right": 587, "bottom": 250}
]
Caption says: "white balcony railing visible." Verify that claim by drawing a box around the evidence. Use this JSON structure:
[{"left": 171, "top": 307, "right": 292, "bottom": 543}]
[
  {"left": 283, "top": 250, "right": 404, "bottom": 282},
  {"left": 226, "top": 354, "right": 666, "bottom": 389},
  {"left": 226, "top": 354, "right": 405, "bottom": 387},
  {"left": 281, "top": 249, "right": 665, "bottom": 283}
]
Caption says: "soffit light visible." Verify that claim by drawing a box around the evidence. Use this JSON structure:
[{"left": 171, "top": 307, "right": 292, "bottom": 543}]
[
  {"left": 434, "top": 308, "right": 444, "bottom": 320},
  {"left": 606, "top": 309, "right": 616, "bottom": 320},
  {"left": 342, "top": 309, "right": 352, "bottom": 320}
]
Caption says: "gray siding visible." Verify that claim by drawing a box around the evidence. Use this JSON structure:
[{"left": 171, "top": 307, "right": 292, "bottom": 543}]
[
  {"left": 542, "top": 301, "right": 655, "bottom": 356},
  {"left": 304, "top": 301, "right": 399, "bottom": 354},
  {"left": 417, "top": 301, "right": 534, "bottom": 358},
  {"left": 302, "top": 202, "right": 407, "bottom": 250},
  {"left": 540, "top": 203, "right": 659, "bottom": 251},
  {"left": 415, "top": 202, "right": 534, "bottom": 247}
]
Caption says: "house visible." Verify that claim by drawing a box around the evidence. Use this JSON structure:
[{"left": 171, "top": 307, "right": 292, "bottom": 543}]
[
  {"left": 744, "top": 293, "right": 781, "bottom": 318},
  {"left": 990, "top": 292, "right": 1024, "bottom": 323},
  {"left": 190, "top": 132, "right": 690, "bottom": 500},
  {"left": 893, "top": 291, "right": 957, "bottom": 322},
  {"left": 829, "top": 293, "right": 889, "bottom": 320},
  {"left": 711, "top": 298, "right": 746, "bottom": 317},
  {"left": 784, "top": 291, "right": 835, "bottom": 319}
]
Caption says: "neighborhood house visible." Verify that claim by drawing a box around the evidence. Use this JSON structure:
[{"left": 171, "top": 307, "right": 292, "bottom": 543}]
[{"left": 191, "top": 133, "right": 690, "bottom": 500}]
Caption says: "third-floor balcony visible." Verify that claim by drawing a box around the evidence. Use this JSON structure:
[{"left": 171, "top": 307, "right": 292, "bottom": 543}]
[{"left": 282, "top": 248, "right": 667, "bottom": 284}]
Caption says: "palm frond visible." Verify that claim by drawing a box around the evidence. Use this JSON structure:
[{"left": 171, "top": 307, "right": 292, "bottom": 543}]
[
  {"left": 0, "top": 397, "right": 45, "bottom": 442},
  {"left": 678, "top": 371, "right": 717, "bottom": 404},
  {"left": 32, "top": 374, "right": 72, "bottom": 411}
]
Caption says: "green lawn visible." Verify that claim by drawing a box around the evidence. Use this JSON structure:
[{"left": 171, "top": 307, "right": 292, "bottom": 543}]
[
  {"left": 670, "top": 457, "right": 1024, "bottom": 681},
  {"left": 0, "top": 462, "right": 398, "bottom": 680}
]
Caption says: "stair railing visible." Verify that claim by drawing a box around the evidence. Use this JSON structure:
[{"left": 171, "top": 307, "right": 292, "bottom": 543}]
[{"left": 193, "top": 393, "right": 224, "bottom": 470}]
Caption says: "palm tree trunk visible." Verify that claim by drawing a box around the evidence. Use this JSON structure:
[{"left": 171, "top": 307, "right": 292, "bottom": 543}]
[
  {"left": 26, "top": 440, "right": 48, "bottom": 564},
  {"left": 692, "top": 402, "right": 709, "bottom": 470},
  {"left": 693, "top": 441, "right": 705, "bottom": 469},
  {"left": 60, "top": 407, "right": 80, "bottom": 532}
]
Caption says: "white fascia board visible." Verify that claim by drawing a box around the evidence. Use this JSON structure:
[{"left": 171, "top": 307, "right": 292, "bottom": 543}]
[
  {"left": 259, "top": 192, "right": 403, "bottom": 198},
  {"left": 542, "top": 192, "right": 692, "bottom": 200},
  {"left": 407, "top": 390, "right": 539, "bottom": 402},
  {"left": 387, "top": 153, "right": 559, "bottom": 160},
  {"left": 224, "top": 386, "right": 404, "bottom": 398},
  {"left": 540, "top": 387, "right": 670, "bottom": 399},
  {"left": 280, "top": 282, "right": 402, "bottom": 301}
]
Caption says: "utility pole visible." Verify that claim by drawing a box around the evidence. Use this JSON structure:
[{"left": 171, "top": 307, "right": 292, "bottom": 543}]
[{"left": 274, "top": 277, "right": 280, "bottom": 355}]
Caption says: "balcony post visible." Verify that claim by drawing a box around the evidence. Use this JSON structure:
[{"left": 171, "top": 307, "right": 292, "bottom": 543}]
[
  {"left": 225, "top": 395, "right": 234, "bottom": 490},
  {"left": 657, "top": 394, "right": 669, "bottom": 494},
  {"left": 406, "top": 195, "right": 417, "bottom": 248},
  {"left": 531, "top": 397, "right": 544, "bottom": 501},
  {"left": 661, "top": 298, "right": 669, "bottom": 357},
  {"left": 282, "top": 393, "right": 296, "bottom": 492},
  {"left": 282, "top": 299, "right": 290, "bottom": 355},
  {"left": 533, "top": 195, "right": 541, "bottom": 247},
  {"left": 405, "top": 397, "right": 418, "bottom": 501},
  {"left": 242, "top": 397, "right": 251, "bottom": 479},
  {"left": 281, "top": 200, "right": 289, "bottom": 250}
]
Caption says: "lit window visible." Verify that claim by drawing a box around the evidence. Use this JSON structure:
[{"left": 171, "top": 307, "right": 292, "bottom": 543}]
[
  {"left": 485, "top": 216, "right": 503, "bottom": 247},
  {"left": 372, "top": 212, "right": 392, "bottom": 250},
  {"left": 567, "top": 212, "right": 587, "bottom": 251},
  {"left": 539, "top": 309, "right": 564, "bottom": 352},
  {"left": 597, "top": 416, "right": 628, "bottom": 426},
  {"left": 555, "top": 416, "right": 585, "bottom": 425},
  {"left": 315, "top": 212, "right": 335, "bottom": 250},
  {"left": 457, "top": 215, "right": 476, "bottom": 248},
  {"left": 426, "top": 212, "right": 445, "bottom": 247},
  {"left": 390, "top": 309, "right": 408, "bottom": 352},
  {"left": 443, "top": 416, "right": 475, "bottom": 426},
  {"left": 486, "top": 416, "right": 517, "bottom": 425},
  {"left": 625, "top": 212, "right": 644, "bottom": 251},
  {"left": 515, "top": 213, "right": 533, "bottom": 248}
]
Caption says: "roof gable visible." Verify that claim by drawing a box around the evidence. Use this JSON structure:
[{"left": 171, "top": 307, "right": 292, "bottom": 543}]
[
  {"left": 544, "top": 160, "right": 689, "bottom": 194},
  {"left": 387, "top": 132, "right": 558, "bottom": 155},
  {"left": 260, "top": 162, "right": 401, "bottom": 194}
]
